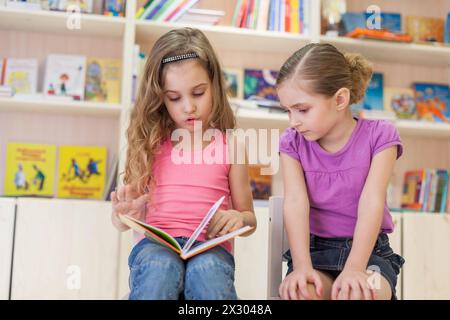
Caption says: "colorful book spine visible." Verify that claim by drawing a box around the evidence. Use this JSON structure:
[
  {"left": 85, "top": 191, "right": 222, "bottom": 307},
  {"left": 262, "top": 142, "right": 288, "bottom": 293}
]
[
  {"left": 145, "top": 0, "right": 167, "bottom": 20},
  {"left": 170, "top": 0, "right": 200, "bottom": 22},
  {"left": 141, "top": 0, "right": 161, "bottom": 19},
  {"left": 165, "top": 0, "right": 189, "bottom": 21},
  {"left": 290, "top": 0, "right": 300, "bottom": 33},
  {"left": 284, "top": 0, "right": 291, "bottom": 32},
  {"left": 232, "top": 0, "right": 244, "bottom": 27},
  {"left": 136, "top": 0, "right": 154, "bottom": 19}
]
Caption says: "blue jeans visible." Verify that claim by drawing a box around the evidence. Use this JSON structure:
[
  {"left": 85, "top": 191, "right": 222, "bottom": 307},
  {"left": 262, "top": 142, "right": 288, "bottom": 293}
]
[{"left": 128, "top": 237, "right": 238, "bottom": 300}]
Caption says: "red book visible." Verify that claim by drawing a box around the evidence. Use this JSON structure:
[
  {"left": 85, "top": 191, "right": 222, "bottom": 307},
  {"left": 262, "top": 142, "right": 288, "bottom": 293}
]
[{"left": 284, "top": 0, "right": 291, "bottom": 32}]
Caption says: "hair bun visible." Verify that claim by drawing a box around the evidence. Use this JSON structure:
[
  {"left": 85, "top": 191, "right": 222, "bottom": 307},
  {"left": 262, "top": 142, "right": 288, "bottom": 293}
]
[{"left": 344, "top": 53, "right": 373, "bottom": 104}]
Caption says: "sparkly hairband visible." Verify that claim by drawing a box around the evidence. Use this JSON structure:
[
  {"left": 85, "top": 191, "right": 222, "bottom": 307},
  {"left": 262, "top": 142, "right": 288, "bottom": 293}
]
[{"left": 162, "top": 52, "right": 199, "bottom": 64}]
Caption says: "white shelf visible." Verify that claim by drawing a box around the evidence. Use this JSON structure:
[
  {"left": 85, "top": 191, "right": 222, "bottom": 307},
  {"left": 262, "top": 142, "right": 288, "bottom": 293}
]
[
  {"left": 396, "top": 120, "right": 450, "bottom": 139},
  {"left": 0, "top": 97, "right": 122, "bottom": 117},
  {"left": 0, "top": 7, "right": 126, "bottom": 38},
  {"left": 135, "top": 20, "right": 312, "bottom": 54},
  {"left": 320, "top": 36, "right": 450, "bottom": 67}
]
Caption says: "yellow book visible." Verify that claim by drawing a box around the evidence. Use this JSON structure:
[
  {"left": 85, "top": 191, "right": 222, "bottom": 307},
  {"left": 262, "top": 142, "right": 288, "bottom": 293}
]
[
  {"left": 57, "top": 145, "right": 107, "bottom": 199},
  {"left": 85, "top": 58, "right": 122, "bottom": 104},
  {"left": 4, "top": 143, "right": 56, "bottom": 197}
]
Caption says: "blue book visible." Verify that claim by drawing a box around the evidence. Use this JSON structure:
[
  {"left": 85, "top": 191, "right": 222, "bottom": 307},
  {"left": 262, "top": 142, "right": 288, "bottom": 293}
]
[
  {"left": 445, "top": 13, "right": 450, "bottom": 43},
  {"left": 413, "top": 83, "right": 450, "bottom": 123},
  {"left": 268, "top": 0, "right": 275, "bottom": 31},
  {"left": 145, "top": 0, "right": 167, "bottom": 20},
  {"left": 364, "top": 12, "right": 401, "bottom": 32},
  {"left": 341, "top": 12, "right": 366, "bottom": 33}
]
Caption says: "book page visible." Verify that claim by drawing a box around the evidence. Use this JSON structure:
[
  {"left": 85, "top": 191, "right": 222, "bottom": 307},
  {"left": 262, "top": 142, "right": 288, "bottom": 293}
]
[
  {"left": 181, "top": 225, "right": 254, "bottom": 260},
  {"left": 181, "top": 196, "right": 225, "bottom": 254}
]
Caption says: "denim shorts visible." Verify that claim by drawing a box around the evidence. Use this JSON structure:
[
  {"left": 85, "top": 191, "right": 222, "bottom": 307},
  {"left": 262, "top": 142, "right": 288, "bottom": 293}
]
[{"left": 283, "top": 233, "right": 405, "bottom": 300}]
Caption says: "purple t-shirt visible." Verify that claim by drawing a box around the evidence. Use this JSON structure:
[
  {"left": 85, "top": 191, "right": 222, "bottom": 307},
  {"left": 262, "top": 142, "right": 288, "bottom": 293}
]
[{"left": 279, "top": 118, "right": 403, "bottom": 238}]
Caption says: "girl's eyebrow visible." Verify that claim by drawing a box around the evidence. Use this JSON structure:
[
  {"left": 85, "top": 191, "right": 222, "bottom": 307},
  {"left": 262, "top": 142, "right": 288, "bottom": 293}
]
[
  {"left": 164, "top": 83, "right": 208, "bottom": 93},
  {"left": 280, "top": 103, "right": 309, "bottom": 109}
]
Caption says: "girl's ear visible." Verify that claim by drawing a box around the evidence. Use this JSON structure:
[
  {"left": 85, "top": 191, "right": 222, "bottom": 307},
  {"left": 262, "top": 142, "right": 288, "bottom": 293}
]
[{"left": 334, "top": 88, "right": 351, "bottom": 111}]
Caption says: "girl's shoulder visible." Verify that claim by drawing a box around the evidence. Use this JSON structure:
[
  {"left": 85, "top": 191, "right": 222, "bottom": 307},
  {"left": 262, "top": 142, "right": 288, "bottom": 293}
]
[
  {"left": 358, "top": 118, "right": 403, "bottom": 159},
  {"left": 279, "top": 127, "right": 304, "bottom": 161}
]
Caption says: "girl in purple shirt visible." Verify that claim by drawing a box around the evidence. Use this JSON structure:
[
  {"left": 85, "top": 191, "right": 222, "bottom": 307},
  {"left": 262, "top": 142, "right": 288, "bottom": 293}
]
[{"left": 277, "top": 43, "right": 405, "bottom": 300}]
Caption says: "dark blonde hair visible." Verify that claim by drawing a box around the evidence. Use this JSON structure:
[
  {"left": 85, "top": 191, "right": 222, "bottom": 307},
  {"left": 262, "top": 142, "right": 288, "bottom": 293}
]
[
  {"left": 276, "top": 43, "right": 373, "bottom": 105},
  {"left": 124, "top": 28, "right": 236, "bottom": 194}
]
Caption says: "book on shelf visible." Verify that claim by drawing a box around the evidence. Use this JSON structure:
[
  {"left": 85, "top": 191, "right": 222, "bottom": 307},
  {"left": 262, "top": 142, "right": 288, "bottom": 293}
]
[
  {"left": 57, "top": 0, "right": 94, "bottom": 13},
  {"left": 44, "top": 54, "right": 87, "bottom": 101},
  {"left": 103, "top": 155, "right": 118, "bottom": 200},
  {"left": 406, "top": 16, "right": 444, "bottom": 43},
  {"left": 223, "top": 68, "right": 244, "bottom": 100},
  {"left": 401, "top": 169, "right": 449, "bottom": 213},
  {"left": 0, "top": 85, "right": 14, "bottom": 97},
  {"left": 233, "top": 0, "right": 309, "bottom": 33},
  {"left": 413, "top": 82, "right": 450, "bottom": 123},
  {"left": 177, "top": 8, "right": 225, "bottom": 25},
  {"left": 2, "top": 58, "right": 38, "bottom": 95},
  {"left": 103, "top": 0, "right": 125, "bottom": 16},
  {"left": 384, "top": 87, "right": 417, "bottom": 120},
  {"left": 118, "top": 196, "right": 254, "bottom": 260},
  {"left": 244, "top": 68, "right": 279, "bottom": 102},
  {"left": 57, "top": 145, "right": 107, "bottom": 199},
  {"left": 85, "top": 58, "right": 121, "bottom": 103},
  {"left": 5, "top": 0, "right": 42, "bottom": 10},
  {"left": 4, "top": 142, "right": 56, "bottom": 197},
  {"left": 352, "top": 72, "right": 384, "bottom": 116},
  {"left": 248, "top": 164, "right": 272, "bottom": 200}
]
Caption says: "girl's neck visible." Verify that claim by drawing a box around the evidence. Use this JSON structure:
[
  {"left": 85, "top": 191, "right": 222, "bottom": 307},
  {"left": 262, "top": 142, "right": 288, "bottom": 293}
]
[{"left": 317, "top": 114, "right": 357, "bottom": 154}]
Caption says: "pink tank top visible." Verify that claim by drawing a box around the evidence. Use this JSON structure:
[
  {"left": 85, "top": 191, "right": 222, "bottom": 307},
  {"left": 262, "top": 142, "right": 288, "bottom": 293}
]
[{"left": 145, "top": 131, "right": 232, "bottom": 253}]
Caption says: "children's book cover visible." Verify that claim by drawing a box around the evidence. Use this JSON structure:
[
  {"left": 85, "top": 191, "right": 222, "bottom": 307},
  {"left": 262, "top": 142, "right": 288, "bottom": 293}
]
[
  {"left": 363, "top": 12, "right": 402, "bottom": 33},
  {"left": 413, "top": 83, "right": 450, "bottom": 123},
  {"left": 384, "top": 87, "right": 416, "bottom": 120},
  {"left": 353, "top": 72, "right": 384, "bottom": 112},
  {"left": 85, "top": 58, "right": 122, "bottom": 103},
  {"left": 3, "top": 58, "right": 38, "bottom": 95},
  {"left": 57, "top": 0, "right": 93, "bottom": 13},
  {"left": 44, "top": 54, "right": 86, "bottom": 100},
  {"left": 401, "top": 169, "right": 426, "bottom": 211},
  {"left": 244, "top": 69, "right": 279, "bottom": 102},
  {"left": 406, "top": 16, "right": 444, "bottom": 43},
  {"left": 248, "top": 164, "right": 272, "bottom": 200},
  {"left": 223, "top": 68, "right": 244, "bottom": 99},
  {"left": 4, "top": 143, "right": 56, "bottom": 197},
  {"left": 57, "top": 145, "right": 107, "bottom": 199}
]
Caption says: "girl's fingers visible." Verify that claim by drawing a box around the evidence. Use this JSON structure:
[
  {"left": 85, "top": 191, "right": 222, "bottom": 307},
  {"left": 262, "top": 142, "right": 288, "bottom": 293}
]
[
  {"left": 288, "top": 282, "right": 299, "bottom": 300},
  {"left": 133, "top": 193, "right": 150, "bottom": 210},
  {"left": 111, "top": 191, "right": 118, "bottom": 205},
  {"left": 311, "top": 272, "right": 323, "bottom": 298},
  {"left": 362, "top": 282, "right": 373, "bottom": 300},
  {"left": 331, "top": 283, "right": 339, "bottom": 300},
  {"left": 117, "top": 186, "right": 126, "bottom": 202},
  {"left": 350, "top": 281, "right": 361, "bottom": 300},
  {"left": 218, "top": 218, "right": 236, "bottom": 236},
  {"left": 207, "top": 214, "right": 227, "bottom": 238},
  {"left": 298, "top": 278, "right": 310, "bottom": 300},
  {"left": 338, "top": 283, "right": 350, "bottom": 300}
]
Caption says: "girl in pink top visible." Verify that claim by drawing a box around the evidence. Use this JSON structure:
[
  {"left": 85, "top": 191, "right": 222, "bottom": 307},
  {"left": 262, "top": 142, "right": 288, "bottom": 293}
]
[
  {"left": 277, "top": 44, "right": 404, "bottom": 301},
  {"left": 110, "top": 28, "right": 256, "bottom": 300}
]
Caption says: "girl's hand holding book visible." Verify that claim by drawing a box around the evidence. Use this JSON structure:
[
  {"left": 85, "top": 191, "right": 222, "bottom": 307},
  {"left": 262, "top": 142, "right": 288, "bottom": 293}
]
[
  {"left": 111, "top": 184, "right": 149, "bottom": 221},
  {"left": 206, "top": 209, "right": 245, "bottom": 239}
]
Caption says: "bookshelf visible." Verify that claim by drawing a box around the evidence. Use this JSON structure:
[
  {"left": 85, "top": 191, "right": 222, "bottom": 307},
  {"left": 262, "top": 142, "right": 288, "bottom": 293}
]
[{"left": 0, "top": 0, "right": 448, "bottom": 199}]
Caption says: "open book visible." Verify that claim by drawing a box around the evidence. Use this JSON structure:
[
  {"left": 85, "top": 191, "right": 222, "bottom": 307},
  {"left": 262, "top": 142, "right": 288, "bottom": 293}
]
[{"left": 118, "top": 196, "right": 254, "bottom": 260}]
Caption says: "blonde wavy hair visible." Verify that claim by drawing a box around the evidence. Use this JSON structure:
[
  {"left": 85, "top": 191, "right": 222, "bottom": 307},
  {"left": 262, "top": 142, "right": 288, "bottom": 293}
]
[{"left": 123, "top": 27, "right": 236, "bottom": 194}]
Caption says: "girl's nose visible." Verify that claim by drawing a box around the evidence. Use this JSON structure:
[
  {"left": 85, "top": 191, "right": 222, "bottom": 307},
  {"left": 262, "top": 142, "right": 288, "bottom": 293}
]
[{"left": 183, "top": 98, "right": 197, "bottom": 114}]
